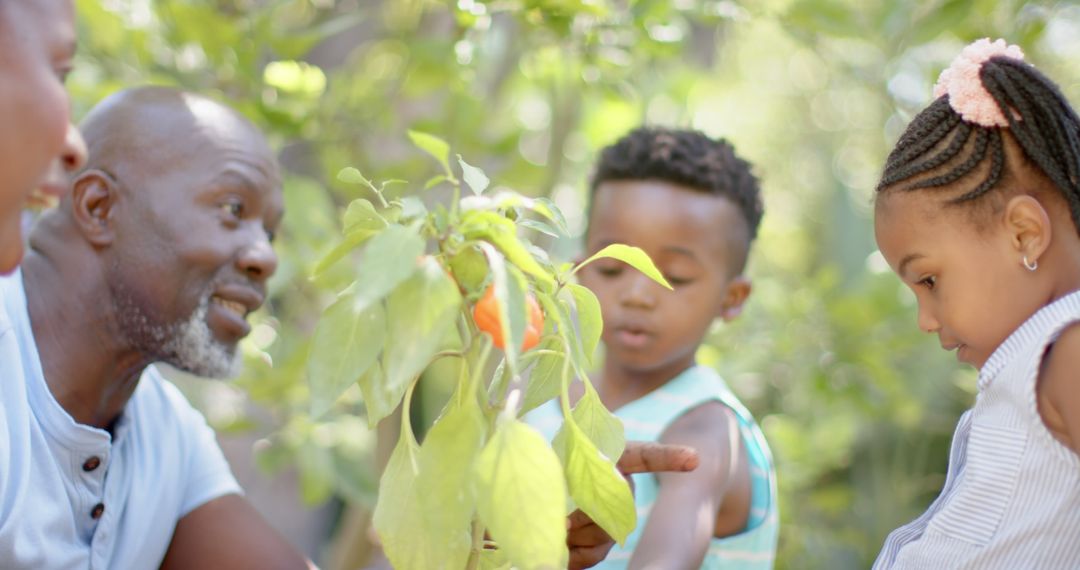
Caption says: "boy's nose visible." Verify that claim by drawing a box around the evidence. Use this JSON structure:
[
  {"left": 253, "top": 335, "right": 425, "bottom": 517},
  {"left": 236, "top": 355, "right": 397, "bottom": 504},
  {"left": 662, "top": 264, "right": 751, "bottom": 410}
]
[{"left": 619, "top": 271, "right": 658, "bottom": 309}]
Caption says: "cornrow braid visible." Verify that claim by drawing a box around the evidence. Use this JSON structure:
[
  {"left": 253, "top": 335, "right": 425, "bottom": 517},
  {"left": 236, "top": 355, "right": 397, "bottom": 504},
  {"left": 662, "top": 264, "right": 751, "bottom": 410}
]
[
  {"left": 891, "top": 107, "right": 963, "bottom": 169},
  {"left": 877, "top": 51, "right": 1080, "bottom": 236},
  {"left": 906, "top": 128, "right": 991, "bottom": 192},
  {"left": 879, "top": 119, "right": 971, "bottom": 188}
]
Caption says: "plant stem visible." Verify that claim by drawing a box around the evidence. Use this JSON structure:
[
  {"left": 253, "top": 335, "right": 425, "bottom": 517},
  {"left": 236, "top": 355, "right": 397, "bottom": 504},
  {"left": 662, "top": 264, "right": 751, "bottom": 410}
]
[
  {"left": 464, "top": 516, "right": 485, "bottom": 570},
  {"left": 450, "top": 179, "right": 462, "bottom": 220}
]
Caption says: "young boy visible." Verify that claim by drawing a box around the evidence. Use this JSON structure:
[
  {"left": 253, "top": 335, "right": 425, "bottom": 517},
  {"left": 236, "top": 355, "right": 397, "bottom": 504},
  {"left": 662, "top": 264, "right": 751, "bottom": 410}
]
[{"left": 530, "top": 127, "right": 778, "bottom": 568}]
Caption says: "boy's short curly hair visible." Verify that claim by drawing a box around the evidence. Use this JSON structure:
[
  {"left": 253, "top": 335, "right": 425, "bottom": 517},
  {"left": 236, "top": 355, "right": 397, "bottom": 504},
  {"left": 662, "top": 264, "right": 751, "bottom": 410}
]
[{"left": 589, "top": 126, "right": 764, "bottom": 242}]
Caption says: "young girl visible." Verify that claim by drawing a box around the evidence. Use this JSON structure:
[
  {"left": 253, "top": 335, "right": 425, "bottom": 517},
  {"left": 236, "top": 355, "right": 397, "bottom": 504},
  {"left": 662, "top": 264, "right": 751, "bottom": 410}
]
[
  {"left": 873, "top": 39, "right": 1080, "bottom": 568},
  {"left": 0, "top": 0, "right": 86, "bottom": 273}
]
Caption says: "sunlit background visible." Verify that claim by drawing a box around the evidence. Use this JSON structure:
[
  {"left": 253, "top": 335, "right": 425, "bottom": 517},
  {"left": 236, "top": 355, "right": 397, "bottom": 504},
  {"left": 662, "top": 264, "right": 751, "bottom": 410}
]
[{"left": 66, "top": 0, "right": 1080, "bottom": 567}]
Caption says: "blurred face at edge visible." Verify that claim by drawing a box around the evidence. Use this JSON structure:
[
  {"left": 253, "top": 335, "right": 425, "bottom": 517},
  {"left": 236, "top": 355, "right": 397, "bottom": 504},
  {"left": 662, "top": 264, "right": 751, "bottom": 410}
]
[{"left": 0, "top": 0, "right": 87, "bottom": 273}]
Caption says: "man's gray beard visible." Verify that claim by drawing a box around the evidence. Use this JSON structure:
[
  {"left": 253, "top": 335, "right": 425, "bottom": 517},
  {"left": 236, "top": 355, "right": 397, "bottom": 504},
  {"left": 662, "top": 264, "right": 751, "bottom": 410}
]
[
  {"left": 161, "top": 296, "right": 242, "bottom": 379},
  {"left": 114, "top": 288, "right": 242, "bottom": 379}
]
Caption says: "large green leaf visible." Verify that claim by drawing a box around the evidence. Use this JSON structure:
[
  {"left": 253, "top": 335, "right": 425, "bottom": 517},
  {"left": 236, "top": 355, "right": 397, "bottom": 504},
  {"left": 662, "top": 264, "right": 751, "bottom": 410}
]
[
  {"left": 381, "top": 257, "right": 463, "bottom": 423},
  {"left": 354, "top": 357, "right": 390, "bottom": 428},
  {"left": 312, "top": 227, "right": 380, "bottom": 277},
  {"left": 347, "top": 225, "right": 426, "bottom": 313},
  {"left": 566, "top": 283, "right": 603, "bottom": 366},
  {"left": 414, "top": 395, "right": 488, "bottom": 569},
  {"left": 474, "top": 419, "right": 568, "bottom": 569},
  {"left": 373, "top": 426, "right": 433, "bottom": 570},
  {"left": 521, "top": 339, "right": 567, "bottom": 415},
  {"left": 307, "top": 285, "right": 386, "bottom": 417},
  {"left": 538, "top": 293, "right": 590, "bottom": 375},
  {"left": 574, "top": 244, "right": 672, "bottom": 290},
  {"left": 559, "top": 381, "right": 625, "bottom": 463},
  {"left": 553, "top": 420, "right": 636, "bottom": 545}
]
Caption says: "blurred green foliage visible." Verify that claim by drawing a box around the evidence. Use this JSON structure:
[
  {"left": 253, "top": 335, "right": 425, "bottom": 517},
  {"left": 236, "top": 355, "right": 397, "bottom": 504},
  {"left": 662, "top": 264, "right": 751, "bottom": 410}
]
[{"left": 70, "top": 0, "right": 1080, "bottom": 567}]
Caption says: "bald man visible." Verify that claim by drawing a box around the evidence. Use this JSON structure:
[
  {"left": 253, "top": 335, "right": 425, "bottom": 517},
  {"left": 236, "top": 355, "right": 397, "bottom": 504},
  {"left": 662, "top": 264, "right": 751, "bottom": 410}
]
[
  {"left": 0, "top": 0, "right": 87, "bottom": 272},
  {"left": 0, "top": 86, "right": 308, "bottom": 569}
]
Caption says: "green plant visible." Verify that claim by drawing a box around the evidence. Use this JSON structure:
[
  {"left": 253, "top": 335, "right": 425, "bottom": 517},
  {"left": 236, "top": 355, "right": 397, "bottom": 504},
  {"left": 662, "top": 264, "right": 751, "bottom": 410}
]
[{"left": 306, "top": 131, "right": 671, "bottom": 569}]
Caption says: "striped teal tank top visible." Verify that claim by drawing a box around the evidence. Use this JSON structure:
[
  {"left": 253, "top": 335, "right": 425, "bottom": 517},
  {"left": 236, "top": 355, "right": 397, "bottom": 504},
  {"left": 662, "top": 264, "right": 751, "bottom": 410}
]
[{"left": 527, "top": 365, "right": 779, "bottom": 568}]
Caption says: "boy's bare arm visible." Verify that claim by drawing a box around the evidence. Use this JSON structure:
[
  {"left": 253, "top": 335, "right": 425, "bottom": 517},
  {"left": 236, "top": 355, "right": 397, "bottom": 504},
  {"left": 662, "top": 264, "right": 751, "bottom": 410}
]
[
  {"left": 160, "top": 494, "right": 315, "bottom": 570},
  {"left": 626, "top": 402, "right": 742, "bottom": 570},
  {"left": 1037, "top": 322, "right": 1080, "bottom": 456}
]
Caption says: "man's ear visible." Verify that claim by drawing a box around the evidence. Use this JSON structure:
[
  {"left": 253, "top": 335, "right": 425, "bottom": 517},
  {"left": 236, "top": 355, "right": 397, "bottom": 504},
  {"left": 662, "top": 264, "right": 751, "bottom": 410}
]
[
  {"left": 719, "top": 275, "right": 751, "bottom": 322},
  {"left": 1003, "top": 195, "right": 1051, "bottom": 267},
  {"left": 70, "top": 169, "right": 118, "bottom": 247}
]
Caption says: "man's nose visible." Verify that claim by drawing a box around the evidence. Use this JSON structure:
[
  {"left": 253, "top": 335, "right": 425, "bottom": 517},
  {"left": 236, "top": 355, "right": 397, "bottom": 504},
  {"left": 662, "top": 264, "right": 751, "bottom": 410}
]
[{"left": 237, "top": 235, "right": 278, "bottom": 282}]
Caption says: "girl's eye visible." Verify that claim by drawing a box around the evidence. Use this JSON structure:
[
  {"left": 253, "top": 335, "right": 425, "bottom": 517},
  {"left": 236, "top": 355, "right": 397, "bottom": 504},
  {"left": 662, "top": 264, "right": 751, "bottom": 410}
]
[
  {"left": 918, "top": 275, "right": 937, "bottom": 291},
  {"left": 54, "top": 61, "right": 73, "bottom": 84}
]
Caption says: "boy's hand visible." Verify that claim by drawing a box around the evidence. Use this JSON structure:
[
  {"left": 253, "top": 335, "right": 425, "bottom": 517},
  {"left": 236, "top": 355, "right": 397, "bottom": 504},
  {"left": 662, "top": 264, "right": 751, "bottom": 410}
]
[{"left": 567, "top": 442, "right": 699, "bottom": 569}]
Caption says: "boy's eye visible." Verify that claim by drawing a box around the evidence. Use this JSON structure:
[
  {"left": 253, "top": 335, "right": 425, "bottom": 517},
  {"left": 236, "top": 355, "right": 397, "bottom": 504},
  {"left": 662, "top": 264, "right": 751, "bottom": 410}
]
[
  {"left": 595, "top": 264, "right": 623, "bottom": 278},
  {"left": 918, "top": 275, "right": 936, "bottom": 291},
  {"left": 665, "top": 275, "right": 693, "bottom": 286}
]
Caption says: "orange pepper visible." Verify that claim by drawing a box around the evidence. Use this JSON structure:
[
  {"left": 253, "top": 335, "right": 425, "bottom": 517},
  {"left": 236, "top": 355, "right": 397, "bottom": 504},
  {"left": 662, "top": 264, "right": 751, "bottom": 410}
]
[{"left": 473, "top": 285, "right": 543, "bottom": 351}]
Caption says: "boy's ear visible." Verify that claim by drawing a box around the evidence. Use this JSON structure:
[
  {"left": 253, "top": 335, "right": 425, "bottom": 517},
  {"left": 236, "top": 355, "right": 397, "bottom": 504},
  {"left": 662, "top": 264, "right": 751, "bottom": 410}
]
[
  {"left": 719, "top": 275, "right": 751, "bottom": 322},
  {"left": 1004, "top": 195, "right": 1051, "bottom": 267},
  {"left": 70, "top": 169, "right": 119, "bottom": 247}
]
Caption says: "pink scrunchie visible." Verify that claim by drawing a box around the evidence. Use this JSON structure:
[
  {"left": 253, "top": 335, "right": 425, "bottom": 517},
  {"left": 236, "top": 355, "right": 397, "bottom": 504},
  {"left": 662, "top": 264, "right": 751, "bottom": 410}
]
[{"left": 932, "top": 38, "right": 1025, "bottom": 128}]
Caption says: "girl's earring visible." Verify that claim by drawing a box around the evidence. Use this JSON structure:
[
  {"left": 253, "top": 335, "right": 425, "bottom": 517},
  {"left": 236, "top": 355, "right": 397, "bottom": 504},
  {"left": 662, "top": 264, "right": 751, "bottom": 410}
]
[{"left": 1023, "top": 255, "right": 1039, "bottom": 272}]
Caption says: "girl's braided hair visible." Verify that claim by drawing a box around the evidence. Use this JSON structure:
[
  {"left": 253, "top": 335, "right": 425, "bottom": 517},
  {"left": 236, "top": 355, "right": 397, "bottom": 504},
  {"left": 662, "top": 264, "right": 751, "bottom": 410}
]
[{"left": 877, "top": 41, "right": 1080, "bottom": 235}]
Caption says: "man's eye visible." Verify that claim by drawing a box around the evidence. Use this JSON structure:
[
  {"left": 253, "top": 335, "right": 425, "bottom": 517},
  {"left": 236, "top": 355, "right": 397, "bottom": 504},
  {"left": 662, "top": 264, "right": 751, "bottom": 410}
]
[{"left": 221, "top": 199, "right": 244, "bottom": 218}]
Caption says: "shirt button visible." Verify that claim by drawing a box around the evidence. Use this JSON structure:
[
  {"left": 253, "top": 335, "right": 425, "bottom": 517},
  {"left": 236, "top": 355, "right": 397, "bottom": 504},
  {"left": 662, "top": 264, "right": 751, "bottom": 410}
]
[
  {"left": 82, "top": 456, "right": 101, "bottom": 472},
  {"left": 90, "top": 503, "right": 105, "bottom": 520}
]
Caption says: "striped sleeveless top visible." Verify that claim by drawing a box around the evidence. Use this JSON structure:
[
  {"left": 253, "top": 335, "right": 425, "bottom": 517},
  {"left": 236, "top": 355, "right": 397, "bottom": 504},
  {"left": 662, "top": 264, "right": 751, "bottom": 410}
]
[
  {"left": 527, "top": 365, "right": 779, "bottom": 569},
  {"left": 874, "top": 290, "right": 1080, "bottom": 569}
]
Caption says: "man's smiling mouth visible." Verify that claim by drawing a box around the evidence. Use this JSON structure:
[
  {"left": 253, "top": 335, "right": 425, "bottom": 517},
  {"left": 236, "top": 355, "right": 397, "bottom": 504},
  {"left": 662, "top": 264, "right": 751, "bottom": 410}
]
[{"left": 211, "top": 296, "right": 248, "bottom": 318}]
